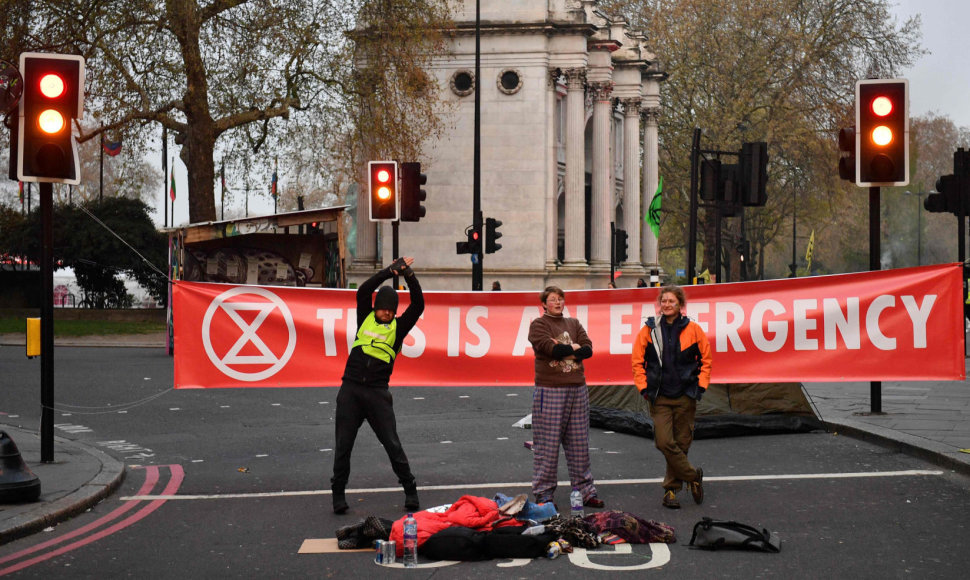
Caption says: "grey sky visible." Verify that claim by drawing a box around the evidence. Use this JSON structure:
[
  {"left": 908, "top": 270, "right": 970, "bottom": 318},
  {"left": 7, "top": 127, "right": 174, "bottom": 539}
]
[{"left": 892, "top": 0, "right": 969, "bottom": 129}]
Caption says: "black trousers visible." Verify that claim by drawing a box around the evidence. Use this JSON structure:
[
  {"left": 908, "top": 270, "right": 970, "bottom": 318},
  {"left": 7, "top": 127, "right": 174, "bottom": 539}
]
[{"left": 330, "top": 380, "right": 415, "bottom": 490}]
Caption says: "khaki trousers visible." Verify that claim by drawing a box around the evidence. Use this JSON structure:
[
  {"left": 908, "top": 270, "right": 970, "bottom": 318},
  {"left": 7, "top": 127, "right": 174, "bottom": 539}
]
[{"left": 649, "top": 395, "right": 699, "bottom": 491}]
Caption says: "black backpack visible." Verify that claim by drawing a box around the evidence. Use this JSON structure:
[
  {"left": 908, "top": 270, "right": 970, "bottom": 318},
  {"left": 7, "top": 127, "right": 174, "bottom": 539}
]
[{"left": 688, "top": 518, "right": 781, "bottom": 553}]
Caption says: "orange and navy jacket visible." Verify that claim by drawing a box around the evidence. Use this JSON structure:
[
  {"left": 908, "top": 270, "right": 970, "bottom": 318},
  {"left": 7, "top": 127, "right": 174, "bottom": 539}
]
[{"left": 631, "top": 315, "right": 712, "bottom": 403}]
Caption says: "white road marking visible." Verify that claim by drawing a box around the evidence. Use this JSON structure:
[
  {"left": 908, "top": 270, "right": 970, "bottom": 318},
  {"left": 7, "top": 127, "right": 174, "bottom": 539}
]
[
  {"left": 120, "top": 469, "right": 944, "bottom": 501},
  {"left": 497, "top": 437, "right": 509, "bottom": 440}
]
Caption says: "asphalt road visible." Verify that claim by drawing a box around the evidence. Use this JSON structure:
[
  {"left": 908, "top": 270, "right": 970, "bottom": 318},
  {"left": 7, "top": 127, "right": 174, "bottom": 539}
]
[{"left": 2, "top": 346, "right": 969, "bottom": 578}]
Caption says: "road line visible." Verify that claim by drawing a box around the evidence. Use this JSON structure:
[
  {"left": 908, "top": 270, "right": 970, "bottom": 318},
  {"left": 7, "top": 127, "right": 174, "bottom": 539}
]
[
  {"left": 120, "top": 469, "right": 943, "bottom": 501},
  {"left": 0, "top": 467, "right": 160, "bottom": 567},
  {"left": 0, "top": 465, "right": 184, "bottom": 576}
]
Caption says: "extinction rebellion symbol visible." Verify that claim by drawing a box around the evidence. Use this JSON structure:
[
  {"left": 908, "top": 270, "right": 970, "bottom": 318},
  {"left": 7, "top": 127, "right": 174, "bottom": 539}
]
[{"left": 202, "top": 286, "right": 297, "bottom": 382}]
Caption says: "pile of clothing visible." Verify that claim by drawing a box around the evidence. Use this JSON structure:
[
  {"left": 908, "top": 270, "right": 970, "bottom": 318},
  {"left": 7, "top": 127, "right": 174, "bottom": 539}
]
[{"left": 335, "top": 493, "right": 676, "bottom": 562}]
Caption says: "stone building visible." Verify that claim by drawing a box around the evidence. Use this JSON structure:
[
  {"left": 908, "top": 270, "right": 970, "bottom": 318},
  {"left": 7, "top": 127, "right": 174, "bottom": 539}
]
[{"left": 350, "top": 0, "right": 665, "bottom": 290}]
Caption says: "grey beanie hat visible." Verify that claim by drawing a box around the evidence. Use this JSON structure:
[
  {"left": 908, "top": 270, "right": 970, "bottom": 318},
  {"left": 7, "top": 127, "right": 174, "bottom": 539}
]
[{"left": 374, "top": 286, "right": 399, "bottom": 312}]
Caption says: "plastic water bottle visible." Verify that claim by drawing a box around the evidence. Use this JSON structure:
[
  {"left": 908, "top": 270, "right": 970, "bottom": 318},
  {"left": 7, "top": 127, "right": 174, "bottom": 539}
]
[
  {"left": 403, "top": 512, "right": 418, "bottom": 568},
  {"left": 570, "top": 487, "right": 584, "bottom": 518}
]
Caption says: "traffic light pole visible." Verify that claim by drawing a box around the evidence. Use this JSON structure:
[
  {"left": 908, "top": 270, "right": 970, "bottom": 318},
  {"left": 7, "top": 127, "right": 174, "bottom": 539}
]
[
  {"left": 610, "top": 222, "right": 616, "bottom": 283},
  {"left": 471, "top": 0, "right": 483, "bottom": 291},
  {"left": 392, "top": 220, "right": 400, "bottom": 289},
  {"left": 687, "top": 128, "right": 701, "bottom": 283},
  {"left": 40, "top": 182, "right": 55, "bottom": 461},
  {"left": 869, "top": 186, "right": 882, "bottom": 414}
]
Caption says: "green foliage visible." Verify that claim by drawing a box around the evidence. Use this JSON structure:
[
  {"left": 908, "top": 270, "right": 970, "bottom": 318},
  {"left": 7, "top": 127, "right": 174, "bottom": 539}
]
[{"left": 0, "top": 197, "right": 167, "bottom": 308}]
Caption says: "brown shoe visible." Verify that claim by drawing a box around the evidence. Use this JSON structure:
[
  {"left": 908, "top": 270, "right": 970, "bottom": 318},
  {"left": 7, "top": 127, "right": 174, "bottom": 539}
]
[
  {"left": 662, "top": 490, "right": 680, "bottom": 509},
  {"left": 690, "top": 467, "right": 704, "bottom": 504},
  {"left": 583, "top": 495, "right": 605, "bottom": 509}
]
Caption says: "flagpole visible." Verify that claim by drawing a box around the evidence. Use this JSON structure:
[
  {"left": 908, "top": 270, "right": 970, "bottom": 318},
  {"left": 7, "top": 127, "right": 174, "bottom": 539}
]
[
  {"left": 99, "top": 122, "right": 104, "bottom": 202},
  {"left": 162, "top": 126, "right": 168, "bottom": 228},
  {"left": 220, "top": 160, "right": 225, "bottom": 221}
]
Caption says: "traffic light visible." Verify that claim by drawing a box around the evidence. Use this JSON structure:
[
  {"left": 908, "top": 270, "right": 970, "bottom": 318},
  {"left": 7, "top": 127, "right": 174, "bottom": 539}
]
[
  {"left": 485, "top": 217, "right": 502, "bottom": 253},
  {"left": 924, "top": 174, "right": 958, "bottom": 215},
  {"left": 699, "top": 159, "right": 720, "bottom": 201},
  {"left": 856, "top": 79, "right": 908, "bottom": 186},
  {"left": 456, "top": 225, "right": 482, "bottom": 255},
  {"left": 467, "top": 226, "right": 482, "bottom": 255},
  {"left": 740, "top": 141, "right": 767, "bottom": 206},
  {"left": 614, "top": 228, "right": 628, "bottom": 263},
  {"left": 838, "top": 127, "right": 856, "bottom": 182},
  {"left": 368, "top": 160, "right": 398, "bottom": 221},
  {"left": 17, "top": 52, "right": 85, "bottom": 184},
  {"left": 400, "top": 161, "right": 427, "bottom": 222}
]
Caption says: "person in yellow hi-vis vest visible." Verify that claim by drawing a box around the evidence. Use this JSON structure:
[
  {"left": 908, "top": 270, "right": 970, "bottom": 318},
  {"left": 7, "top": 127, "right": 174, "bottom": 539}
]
[{"left": 331, "top": 257, "right": 424, "bottom": 514}]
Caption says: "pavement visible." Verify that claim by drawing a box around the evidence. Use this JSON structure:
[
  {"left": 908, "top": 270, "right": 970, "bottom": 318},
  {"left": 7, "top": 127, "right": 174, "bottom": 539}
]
[{"left": 1, "top": 332, "right": 968, "bottom": 545}]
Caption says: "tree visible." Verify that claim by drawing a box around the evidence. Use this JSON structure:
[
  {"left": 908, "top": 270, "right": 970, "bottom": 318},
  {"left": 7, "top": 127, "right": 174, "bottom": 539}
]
[
  {"left": 0, "top": 197, "right": 168, "bottom": 307},
  {"left": 3, "top": 1, "right": 451, "bottom": 224},
  {"left": 602, "top": 0, "right": 923, "bottom": 279}
]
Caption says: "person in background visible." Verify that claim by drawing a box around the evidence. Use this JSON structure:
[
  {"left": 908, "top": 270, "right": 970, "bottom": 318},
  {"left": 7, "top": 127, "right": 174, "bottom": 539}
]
[
  {"left": 607, "top": 281, "right": 616, "bottom": 289},
  {"left": 492, "top": 280, "right": 502, "bottom": 291},
  {"left": 637, "top": 278, "right": 648, "bottom": 288},
  {"left": 331, "top": 257, "right": 424, "bottom": 514},
  {"left": 631, "top": 285, "right": 711, "bottom": 509},
  {"left": 528, "top": 286, "right": 605, "bottom": 509}
]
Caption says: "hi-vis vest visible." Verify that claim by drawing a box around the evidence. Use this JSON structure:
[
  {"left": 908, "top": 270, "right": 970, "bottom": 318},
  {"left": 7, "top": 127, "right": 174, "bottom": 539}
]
[{"left": 351, "top": 312, "right": 398, "bottom": 363}]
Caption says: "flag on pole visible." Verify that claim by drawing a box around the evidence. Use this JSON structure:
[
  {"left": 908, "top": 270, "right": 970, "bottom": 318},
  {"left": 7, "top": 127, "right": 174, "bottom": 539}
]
[
  {"left": 271, "top": 160, "right": 278, "bottom": 198},
  {"left": 805, "top": 228, "right": 815, "bottom": 271},
  {"left": 18, "top": 181, "right": 24, "bottom": 203},
  {"left": 169, "top": 161, "right": 176, "bottom": 201},
  {"left": 101, "top": 134, "right": 122, "bottom": 156},
  {"left": 646, "top": 176, "right": 663, "bottom": 238}
]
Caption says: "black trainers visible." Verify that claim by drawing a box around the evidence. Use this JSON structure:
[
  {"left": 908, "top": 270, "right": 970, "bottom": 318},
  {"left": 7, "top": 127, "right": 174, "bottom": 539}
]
[
  {"left": 332, "top": 493, "right": 349, "bottom": 515},
  {"left": 404, "top": 483, "right": 420, "bottom": 512},
  {"left": 583, "top": 496, "right": 605, "bottom": 509},
  {"left": 662, "top": 490, "right": 680, "bottom": 509},
  {"left": 690, "top": 467, "right": 704, "bottom": 505}
]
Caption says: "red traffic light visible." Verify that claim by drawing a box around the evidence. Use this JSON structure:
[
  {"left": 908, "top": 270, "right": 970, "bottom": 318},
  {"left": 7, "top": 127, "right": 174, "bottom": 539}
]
[
  {"left": 368, "top": 160, "right": 398, "bottom": 221},
  {"left": 17, "top": 52, "right": 85, "bottom": 184},
  {"left": 855, "top": 79, "right": 908, "bottom": 186}
]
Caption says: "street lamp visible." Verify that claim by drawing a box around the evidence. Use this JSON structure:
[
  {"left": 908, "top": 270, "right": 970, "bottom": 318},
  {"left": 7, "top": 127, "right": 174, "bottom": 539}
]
[{"left": 905, "top": 189, "right": 930, "bottom": 266}]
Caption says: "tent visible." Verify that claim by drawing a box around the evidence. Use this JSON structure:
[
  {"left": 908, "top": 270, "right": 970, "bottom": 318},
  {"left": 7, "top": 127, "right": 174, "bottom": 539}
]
[{"left": 587, "top": 383, "right": 823, "bottom": 439}]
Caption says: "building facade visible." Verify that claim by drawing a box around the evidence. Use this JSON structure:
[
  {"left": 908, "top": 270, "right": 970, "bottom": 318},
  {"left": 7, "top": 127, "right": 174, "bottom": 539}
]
[{"left": 350, "top": 0, "right": 665, "bottom": 290}]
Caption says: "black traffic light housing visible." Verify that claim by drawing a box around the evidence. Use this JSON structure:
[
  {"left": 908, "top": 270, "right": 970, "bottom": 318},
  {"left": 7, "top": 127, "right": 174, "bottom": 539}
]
[
  {"left": 400, "top": 161, "right": 427, "bottom": 222},
  {"left": 856, "top": 79, "right": 908, "bottom": 186},
  {"left": 457, "top": 225, "right": 482, "bottom": 255},
  {"left": 614, "top": 228, "right": 628, "bottom": 263},
  {"left": 740, "top": 141, "right": 767, "bottom": 206},
  {"left": 838, "top": 127, "right": 856, "bottom": 182},
  {"left": 485, "top": 217, "right": 502, "bottom": 253},
  {"left": 17, "top": 52, "right": 85, "bottom": 184},
  {"left": 368, "top": 160, "right": 398, "bottom": 221}
]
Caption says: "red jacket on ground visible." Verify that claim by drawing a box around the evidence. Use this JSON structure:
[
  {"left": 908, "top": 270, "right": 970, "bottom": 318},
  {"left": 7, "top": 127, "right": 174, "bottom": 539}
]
[{"left": 389, "top": 495, "right": 518, "bottom": 556}]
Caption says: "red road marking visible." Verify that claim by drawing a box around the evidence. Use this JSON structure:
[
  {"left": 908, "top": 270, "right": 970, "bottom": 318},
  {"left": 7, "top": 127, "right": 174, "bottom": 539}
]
[{"left": 0, "top": 465, "right": 183, "bottom": 576}]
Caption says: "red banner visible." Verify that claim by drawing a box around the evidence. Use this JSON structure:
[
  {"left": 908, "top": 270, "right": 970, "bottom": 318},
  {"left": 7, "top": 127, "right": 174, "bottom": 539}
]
[{"left": 173, "top": 263, "right": 965, "bottom": 389}]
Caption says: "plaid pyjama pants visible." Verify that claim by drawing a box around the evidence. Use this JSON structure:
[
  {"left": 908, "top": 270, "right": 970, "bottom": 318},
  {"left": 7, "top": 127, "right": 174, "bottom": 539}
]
[{"left": 531, "top": 384, "right": 597, "bottom": 502}]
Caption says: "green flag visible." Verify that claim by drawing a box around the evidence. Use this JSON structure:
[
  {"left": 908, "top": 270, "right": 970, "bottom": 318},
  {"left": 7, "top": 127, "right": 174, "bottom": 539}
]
[{"left": 645, "top": 176, "right": 663, "bottom": 238}]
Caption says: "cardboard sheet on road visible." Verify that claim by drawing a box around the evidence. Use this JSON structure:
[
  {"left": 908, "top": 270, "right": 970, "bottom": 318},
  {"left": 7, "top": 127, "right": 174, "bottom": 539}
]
[{"left": 299, "top": 538, "right": 372, "bottom": 554}]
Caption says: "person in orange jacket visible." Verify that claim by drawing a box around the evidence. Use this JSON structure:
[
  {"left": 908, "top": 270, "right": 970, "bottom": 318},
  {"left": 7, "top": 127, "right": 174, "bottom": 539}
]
[{"left": 631, "top": 285, "right": 712, "bottom": 509}]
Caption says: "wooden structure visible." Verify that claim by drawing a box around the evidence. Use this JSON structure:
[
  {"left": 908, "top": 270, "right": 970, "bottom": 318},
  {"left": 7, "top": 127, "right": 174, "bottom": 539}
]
[{"left": 165, "top": 206, "right": 348, "bottom": 353}]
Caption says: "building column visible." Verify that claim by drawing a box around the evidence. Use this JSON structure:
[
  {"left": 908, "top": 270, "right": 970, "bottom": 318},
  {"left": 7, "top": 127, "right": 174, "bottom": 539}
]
[
  {"left": 588, "top": 81, "right": 613, "bottom": 270},
  {"left": 621, "top": 98, "right": 642, "bottom": 268},
  {"left": 563, "top": 68, "right": 586, "bottom": 267},
  {"left": 546, "top": 69, "right": 562, "bottom": 269},
  {"left": 641, "top": 107, "right": 660, "bottom": 267}
]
